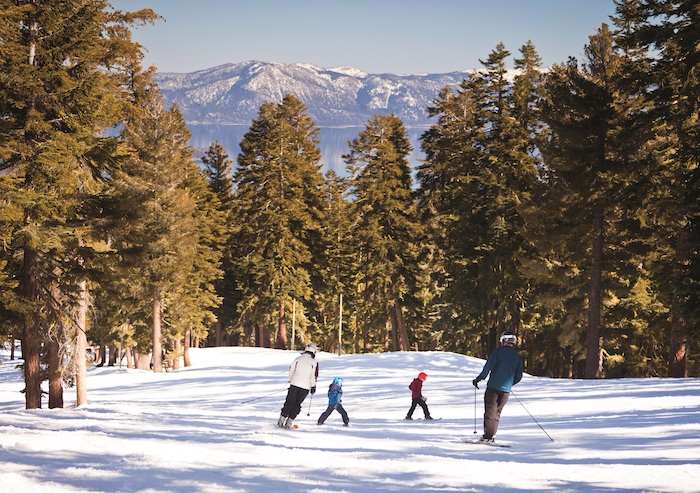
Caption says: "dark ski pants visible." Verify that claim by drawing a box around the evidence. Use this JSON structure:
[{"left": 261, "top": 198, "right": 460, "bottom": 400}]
[
  {"left": 406, "top": 398, "right": 431, "bottom": 419},
  {"left": 317, "top": 404, "right": 349, "bottom": 425},
  {"left": 483, "top": 388, "right": 510, "bottom": 439},
  {"left": 281, "top": 385, "right": 309, "bottom": 419}
]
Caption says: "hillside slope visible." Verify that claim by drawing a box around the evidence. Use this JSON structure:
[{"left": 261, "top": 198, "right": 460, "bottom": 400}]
[{"left": 1, "top": 347, "right": 699, "bottom": 492}]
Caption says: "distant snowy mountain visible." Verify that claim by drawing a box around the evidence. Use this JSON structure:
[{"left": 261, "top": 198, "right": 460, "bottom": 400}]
[{"left": 156, "top": 61, "right": 469, "bottom": 127}]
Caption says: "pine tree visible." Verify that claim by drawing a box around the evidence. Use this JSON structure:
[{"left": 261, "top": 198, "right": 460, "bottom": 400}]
[
  {"left": 346, "top": 115, "right": 419, "bottom": 351},
  {"left": 541, "top": 24, "right": 648, "bottom": 378},
  {"left": 0, "top": 1, "right": 157, "bottom": 407},
  {"left": 311, "top": 171, "right": 356, "bottom": 352},
  {"left": 614, "top": 0, "right": 699, "bottom": 376},
  {"left": 233, "top": 95, "right": 324, "bottom": 349},
  {"left": 201, "top": 142, "right": 235, "bottom": 347},
  {"left": 169, "top": 165, "right": 226, "bottom": 367},
  {"left": 110, "top": 85, "right": 198, "bottom": 372}
]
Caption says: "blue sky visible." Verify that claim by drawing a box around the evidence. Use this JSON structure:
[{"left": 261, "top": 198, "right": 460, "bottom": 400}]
[{"left": 112, "top": 0, "right": 617, "bottom": 74}]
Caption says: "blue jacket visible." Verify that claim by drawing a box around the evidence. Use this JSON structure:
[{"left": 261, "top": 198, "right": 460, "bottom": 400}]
[
  {"left": 328, "top": 377, "right": 343, "bottom": 407},
  {"left": 475, "top": 346, "right": 523, "bottom": 393}
]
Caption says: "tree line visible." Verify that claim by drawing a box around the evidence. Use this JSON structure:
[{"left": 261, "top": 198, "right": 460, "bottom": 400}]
[{"left": 0, "top": 0, "right": 697, "bottom": 410}]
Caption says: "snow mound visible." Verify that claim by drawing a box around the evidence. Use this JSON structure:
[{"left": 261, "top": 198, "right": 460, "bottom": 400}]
[{"left": 1, "top": 347, "right": 699, "bottom": 492}]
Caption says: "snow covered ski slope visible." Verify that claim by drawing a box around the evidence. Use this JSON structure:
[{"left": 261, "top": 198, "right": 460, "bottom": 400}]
[{"left": 1, "top": 347, "right": 699, "bottom": 492}]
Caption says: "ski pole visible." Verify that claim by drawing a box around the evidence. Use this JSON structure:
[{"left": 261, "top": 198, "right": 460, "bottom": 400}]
[
  {"left": 511, "top": 391, "right": 554, "bottom": 442},
  {"left": 473, "top": 385, "right": 478, "bottom": 435},
  {"left": 307, "top": 394, "right": 313, "bottom": 416}
]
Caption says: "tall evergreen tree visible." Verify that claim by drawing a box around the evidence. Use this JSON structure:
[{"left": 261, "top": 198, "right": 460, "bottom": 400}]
[
  {"left": 201, "top": 142, "right": 235, "bottom": 346},
  {"left": 615, "top": 0, "right": 699, "bottom": 376},
  {"left": 110, "top": 85, "right": 198, "bottom": 372},
  {"left": 0, "top": 0, "right": 156, "bottom": 407},
  {"left": 233, "top": 95, "right": 324, "bottom": 349},
  {"left": 541, "top": 24, "right": 647, "bottom": 378},
  {"left": 346, "top": 115, "right": 419, "bottom": 351}
]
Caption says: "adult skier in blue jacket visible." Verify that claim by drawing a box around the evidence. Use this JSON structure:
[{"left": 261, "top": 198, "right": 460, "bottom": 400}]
[
  {"left": 472, "top": 332, "right": 523, "bottom": 442},
  {"left": 317, "top": 377, "right": 350, "bottom": 426}
]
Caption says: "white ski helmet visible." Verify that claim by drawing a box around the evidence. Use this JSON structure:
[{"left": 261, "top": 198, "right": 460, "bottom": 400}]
[
  {"left": 304, "top": 343, "right": 318, "bottom": 354},
  {"left": 500, "top": 332, "right": 517, "bottom": 345}
]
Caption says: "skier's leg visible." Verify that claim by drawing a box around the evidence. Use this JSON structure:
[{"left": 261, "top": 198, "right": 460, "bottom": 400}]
[
  {"left": 337, "top": 404, "right": 349, "bottom": 425},
  {"left": 483, "top": 389, "right": 499, "bottom": 439},
  {"left": 406, "top": 399, "right": 418, "bottom": 419},
  {"left": 491, "top": 391, "right": 510, "bottom": 436},
  {"left": 289, "top": 387, "right": 309, "bottom": 420},
  {"left": 418, "top": 399, "right": 431, "bottom": 419},
  {"left": 280, "top": 387, "right": 295, "bottom": 418},
  {"left": 317, "top": 405, "right": 334, "bottom": 425}
]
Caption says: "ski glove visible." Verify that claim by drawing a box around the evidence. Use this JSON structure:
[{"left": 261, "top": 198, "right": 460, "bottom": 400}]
[
  {"left": 310, "top": 386, "right": 316, "bottom": 395},
  {"left": 472, "top": 379, "right": 480, "bottom": 389}
]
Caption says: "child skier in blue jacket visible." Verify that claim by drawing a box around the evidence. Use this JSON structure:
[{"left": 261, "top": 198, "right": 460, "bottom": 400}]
[{"left": 317, "top": 377, "right": 349, "bottom": 426}]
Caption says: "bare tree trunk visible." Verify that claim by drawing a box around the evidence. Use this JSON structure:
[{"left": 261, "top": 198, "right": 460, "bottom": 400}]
[
  {"left": 276, "top": 300, "right": 288, "bottom": 349},
  {"left": 135, "top": 351, "right": 151, "bottom": 370},
  {"left": 487, "top": 325, "right": 497, "bottom": 355},
  {"left": 10, "top": 336, "right": 14, "bottom": 360},
  {"left": 22, "top": 245, "right": 42, "bottom": 409},
  {"left": 173, "top": 337, "right": 182, "bottom": 370},
  {"left": 669, "top": 229, "right": 689, "bottom": 377},
  {"left": 215, "top": 321, "right": 223, "bottom": 347},
  {"left": 152, "top": 288, "right": 162, "bottom": 372},
  {"left": 193, "top": 336, "right": 199, "bottom": 348},
  {"left": 585, "top": 211, "right": 604, "bottom": 379},
  {"left": 96, "top": 345, "right": 106, "bottom": 367},
  {"left": 183, "top": 330, "right": 192, "bottom": 367},
  {"left": 47, "top": 333, "right": 63, "bottom": 409},
  {"left": 126, "top": 348, "right": 135, "bottom": 369},
  {"left": 391, "top": 302, "right": 409, "bottom": 351},
  {"left": 75, "top": 280, "right": 89, "bottom": 406},
  {"left": 108, "top": 344, "right": 118, "bottom": 366}
]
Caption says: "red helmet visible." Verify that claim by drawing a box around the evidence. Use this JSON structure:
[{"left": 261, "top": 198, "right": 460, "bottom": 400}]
[{"left": 418, "top": 372, "right": 428, "bottom": 381}]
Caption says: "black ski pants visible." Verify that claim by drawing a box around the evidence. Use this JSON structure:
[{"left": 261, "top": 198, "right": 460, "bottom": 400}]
[
  {"left": 406, "top": 397, "right": 431, "bottom": 419},
  {"left": 281, "top": 385, "right": 309, "bottom": 419},
  {"left": 483, "top": 388, "right": 510, "bottom": 439},
  {"left": 317, "top": 404, "right": 349, "bottom": 425}
]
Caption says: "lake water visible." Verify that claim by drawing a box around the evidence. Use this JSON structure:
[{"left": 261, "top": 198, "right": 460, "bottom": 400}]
[{"left": 188, "top": 124, "right": 428, "bottom": 176}]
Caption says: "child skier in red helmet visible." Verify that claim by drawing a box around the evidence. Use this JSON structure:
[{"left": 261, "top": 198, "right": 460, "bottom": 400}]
[{"left": 405, "top": 371, "right": 433, "bottom": 420}]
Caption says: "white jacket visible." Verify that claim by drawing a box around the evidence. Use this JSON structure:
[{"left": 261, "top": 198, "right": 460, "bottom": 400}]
[{"left": 288, "top": 352, "right": 318, "bottom": 390}]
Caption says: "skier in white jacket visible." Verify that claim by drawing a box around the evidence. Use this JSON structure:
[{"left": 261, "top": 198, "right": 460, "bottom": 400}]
[{"left": 277, "top": 343, "right": 319, "bottom": 429}]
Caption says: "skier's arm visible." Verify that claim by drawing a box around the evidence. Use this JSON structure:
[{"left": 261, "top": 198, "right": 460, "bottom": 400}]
[
  {"left": 288, "top": 359, "right": 297, "bottom": 383},
  {"left": 475, "top": 351, "right": 497, "bottom": 382},
  {"left": 310, "top": 361, "right": 319, "bottom": 389},
  {"left": 513, "top": 357, "right": 523, "bottom": 386}
]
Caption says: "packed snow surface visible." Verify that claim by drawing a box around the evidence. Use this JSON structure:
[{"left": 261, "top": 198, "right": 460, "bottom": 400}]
[{"left": 1, "top": 347, "right": 699, "bottom": 492}]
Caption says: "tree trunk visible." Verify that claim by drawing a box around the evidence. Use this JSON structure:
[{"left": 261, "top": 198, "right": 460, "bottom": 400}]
[
  {"left": 96, "top": 345, "right": 106, "bottom": 367},
  {"left": 10, "top": 336, "right": 14, "bottom": 360},
  {"left": 184, "top": 330, "right": 192, "bottom": 367},
  {"left": 215, "top": 321, "right": 223, "bottom": 347},
  {"left": 135, "top": 351, "right": 151, "bottom": 370},
  {"left": 21, "top": 245, "right": 42, "bottom": 409},
  {"left": 126, "top": 348, "right": 135, "bottom": 369},
  {"left": 173, "top": 337, "right": 182, "bottom": 370},
  {"left": 585, "top": 210, "right": 604, "bottom": 379},
  {"left": 75, "top": 280, "right": 89, "bottom": 406},
  {"left": 152, "top": 289, "right": 162, "bottom": 372},
  {"left": 276, "top": 300, "right": 288, "bottom": 349},
  {"left": 47, "top": 335, "right": 63, "bottom": 409},
  {"left": 391, "top": 302, "right": 409, "bottom": 351},
  {"left": 669, "top": 229, "right": 690, "bottom": 377},
  {"left": 108, "top": 344, "right": 118, "bottom": 366}
]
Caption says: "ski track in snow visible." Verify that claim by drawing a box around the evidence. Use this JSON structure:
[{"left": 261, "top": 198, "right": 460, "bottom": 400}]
[{"left": 1, "top": 347, "right": 699, "bottom": 493}]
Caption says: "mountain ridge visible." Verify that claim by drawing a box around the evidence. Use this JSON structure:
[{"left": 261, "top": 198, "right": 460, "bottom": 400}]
[{"left": 155, "top": 60, "right": 471, "bottom": 127}]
